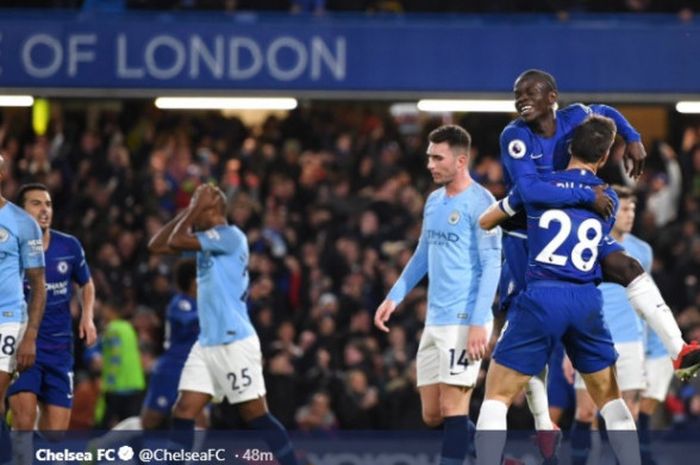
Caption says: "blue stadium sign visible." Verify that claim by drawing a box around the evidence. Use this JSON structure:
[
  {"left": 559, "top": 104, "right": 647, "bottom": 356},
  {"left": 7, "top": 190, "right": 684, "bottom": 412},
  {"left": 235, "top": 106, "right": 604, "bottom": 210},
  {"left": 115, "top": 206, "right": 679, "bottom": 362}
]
[{"left": 0, "top": 13, "right": 698, "bottom": 97}]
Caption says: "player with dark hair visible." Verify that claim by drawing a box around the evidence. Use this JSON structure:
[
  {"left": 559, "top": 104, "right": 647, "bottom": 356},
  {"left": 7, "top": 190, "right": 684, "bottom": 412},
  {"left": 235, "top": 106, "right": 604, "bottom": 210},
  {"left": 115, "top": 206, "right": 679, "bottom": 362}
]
[
  {"left": 375, "top": 124, "right": 501, "bottom": 465},
  {"left": 477, "top": 115, "right": 640, "bottom": 465},
  {"left": 149, "top": 184, "right": 300, "bottom": 465},
  {"left": 8, "top": 183, "right": 96, "bottom": 436},
  {"left": 0, "top": 157, "right": 46, "bottom": 463},
  {"left": 495, "top": 70, "right": 700, "bottom": 448}
]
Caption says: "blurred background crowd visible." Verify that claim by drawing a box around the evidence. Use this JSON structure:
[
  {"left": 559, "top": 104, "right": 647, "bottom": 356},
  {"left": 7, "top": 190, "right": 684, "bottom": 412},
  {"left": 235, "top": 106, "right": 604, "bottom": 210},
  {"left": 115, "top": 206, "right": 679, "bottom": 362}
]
[{"left": 1, "top": 98, "right": 699, "bottom": 431}]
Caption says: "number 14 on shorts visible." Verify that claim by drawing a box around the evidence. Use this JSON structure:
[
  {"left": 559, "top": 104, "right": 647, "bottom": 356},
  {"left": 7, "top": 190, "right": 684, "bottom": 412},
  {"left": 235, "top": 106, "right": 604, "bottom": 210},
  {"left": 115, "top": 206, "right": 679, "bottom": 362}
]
[{"left": 449, "top": 348, "right": 469, "bottom": 374}]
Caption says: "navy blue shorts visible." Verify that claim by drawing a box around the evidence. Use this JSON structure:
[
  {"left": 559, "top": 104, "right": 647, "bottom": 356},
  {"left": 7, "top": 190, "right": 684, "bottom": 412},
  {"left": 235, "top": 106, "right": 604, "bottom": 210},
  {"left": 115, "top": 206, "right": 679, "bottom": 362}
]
[
  {"left": 143, "top": 357, "right": 186, "bottom": 414},
  {"left": 8, "top": 346, "right": 73, "bottom": 408},
  {"left": 494, "top": 281, "right": 617, "bottom": 377}
]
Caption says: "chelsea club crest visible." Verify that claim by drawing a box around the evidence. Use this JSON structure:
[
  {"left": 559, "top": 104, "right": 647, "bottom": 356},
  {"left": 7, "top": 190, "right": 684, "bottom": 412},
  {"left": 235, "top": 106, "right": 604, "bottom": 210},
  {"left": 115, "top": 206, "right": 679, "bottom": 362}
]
[
  {"left": 0, "top": 228, "right": 8, "bottom": 243},
  {"left": 448, "top": 210, "right": 460, "bottom": 225}
]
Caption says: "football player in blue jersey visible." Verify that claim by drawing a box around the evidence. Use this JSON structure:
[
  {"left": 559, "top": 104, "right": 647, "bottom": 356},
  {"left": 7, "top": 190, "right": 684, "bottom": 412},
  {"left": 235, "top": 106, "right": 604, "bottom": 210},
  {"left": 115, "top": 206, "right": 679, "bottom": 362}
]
[
  {"left": 0, "top": 158, "right": 46, "bottom": 463},
  {"left": 8, "top": 183, "right": 96, "bottom": 435},
  {"left": 149, "top": 184, "right": 299, "bottom": 465},
  {"left": 496, "top": 70, "right": 700, "bottom": 444},
  {"left": 140, "top": 259, "right": 199, "bottom": 430},
  {"left": 374, "top": 125, "right": 502, "bottom": 465},
  {"left": 476, "top": 116, "right": 640, "bottom": 465},
  {"left": 568, "top": 186, "right": 650, "bottom": 465}
]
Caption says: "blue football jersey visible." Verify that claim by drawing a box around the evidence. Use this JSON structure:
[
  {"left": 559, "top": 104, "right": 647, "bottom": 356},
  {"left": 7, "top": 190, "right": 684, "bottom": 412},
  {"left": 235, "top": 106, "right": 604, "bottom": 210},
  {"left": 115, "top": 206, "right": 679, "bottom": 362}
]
[
  {"left": 387, "top": 183, "right": 502, "bottom": 326},
  {"left": 508, "top": 169, "right": 618, "bottom": 285},
  {"left": 500, "top": 103, "right": 640, "bottom": 232},
  {"left": 0, "top": 202, "right": 44, "bottom": 323},
  {"left": 195, "top": 224, "right": 254, "bottom": 346},
  {"left": 162, "top": 292, "right": 199, "bottom": 361},
  {"left": 598, "top": 234, "right": 650, "bottom": 344},
  {"left": 31, "top": 230, "right": 91, "bottom": 347}
]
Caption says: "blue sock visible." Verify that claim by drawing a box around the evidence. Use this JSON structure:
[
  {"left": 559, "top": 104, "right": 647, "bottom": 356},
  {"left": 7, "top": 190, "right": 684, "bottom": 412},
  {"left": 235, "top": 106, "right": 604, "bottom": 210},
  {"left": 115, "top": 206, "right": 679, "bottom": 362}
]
[
  {"left": 440, "top": 415, "right": 469, "bottom": 465},
  {"left": 168, "top": 418, "right": 195, "bottom": 465},
  {"left": 571, "top": 420, "right": 591, "bottom": 465},
  {"left": 637, "top": 413, "right": 653, "bottom": 465},
  {"left": 248, "top": 413, "right": 299, "bottom": 465},
  {"left": 0, "top": 416, "right": 11, "bottom": 464}
]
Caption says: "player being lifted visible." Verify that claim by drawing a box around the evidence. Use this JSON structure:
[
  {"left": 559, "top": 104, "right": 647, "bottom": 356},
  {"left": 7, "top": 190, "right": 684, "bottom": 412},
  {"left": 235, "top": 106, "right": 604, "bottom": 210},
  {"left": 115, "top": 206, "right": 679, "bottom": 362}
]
[
  {"left": 496, "top": 70, "right": 700, "bottom": 443},
  {"left": 149, "top": 184, "right": 300, "bottom": 465},
  {"left": 478, "top": 115, "right": 640, "bottom": 465},
  {"left": 374, "top": 125, "right": 501, "bottom": 465}
]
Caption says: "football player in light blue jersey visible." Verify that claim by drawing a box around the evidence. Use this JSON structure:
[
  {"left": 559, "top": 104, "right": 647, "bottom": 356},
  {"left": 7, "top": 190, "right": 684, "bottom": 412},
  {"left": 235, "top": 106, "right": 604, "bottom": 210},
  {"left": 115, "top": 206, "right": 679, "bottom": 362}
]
[
  {"left": 477, "top": 116, "right": 640, "bottom": 465},
  {"left": 8, "top": 183, "right": 96, "bottom": 436},
  {"left": 374, "top": 125, "right": 501, "bottom": 465},
  {"left": 569, "top": 186, "right": 654, "bottom": 465},
  {"left": 0, "top": 155, "right": 46, "bottom": 463},
  {"left": 148, "top": 184, "right": 299, "bottom": 465}
]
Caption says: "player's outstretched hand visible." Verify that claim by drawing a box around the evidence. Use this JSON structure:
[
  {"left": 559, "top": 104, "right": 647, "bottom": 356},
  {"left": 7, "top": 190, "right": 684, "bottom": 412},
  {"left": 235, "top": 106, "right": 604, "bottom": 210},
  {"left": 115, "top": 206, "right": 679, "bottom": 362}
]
[
  {"left": 623, "top": 140, "right": 646, "bottom": 178},
  {"left": 374, "top": 299, "right": 397, "bottom": 333},
  {"left": 467, "top": 325, "right": 487, "bottom": 361},
  {"left": 15, "top": 335, "right": 36, "bottom": 372},
  {"left": 592, "top": 185, "right": 614, "bottom": 219},
  {"left": 80, "top": 316, "right": 98, "bottom": 347}
]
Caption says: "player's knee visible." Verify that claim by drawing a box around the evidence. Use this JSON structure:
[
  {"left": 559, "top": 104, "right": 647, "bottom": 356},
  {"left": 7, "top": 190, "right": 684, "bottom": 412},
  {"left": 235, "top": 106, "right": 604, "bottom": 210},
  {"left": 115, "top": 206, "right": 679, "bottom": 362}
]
[
  {"left": 11, "top": 409, "right": 36, "bottom": 430},
  {"left": 171, "top": 399, "right": 197, "bottom": 420},
  {"left": 602, "top": 252, "right": 643, "bottom": 286},
  {"left": 575, "top": 406, "right": 596, "bottom": 423},
  {"left": 422, "top": 411, "right": 443, "bottom": 428}
]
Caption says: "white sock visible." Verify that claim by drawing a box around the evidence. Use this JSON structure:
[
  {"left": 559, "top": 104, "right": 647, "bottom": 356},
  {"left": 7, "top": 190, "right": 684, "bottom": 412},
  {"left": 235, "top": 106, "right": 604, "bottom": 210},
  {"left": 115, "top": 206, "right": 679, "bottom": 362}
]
[
  {"left": 525, "top": 369, "right": 554, "bottom": 430},
  {"left": 626, "top": 273, "right": 684, "bottom": 359},
  {"left": 600, "top": 399, "right": 640, "bottom": 465},
  {"left": 112, "top": 416, "right": 143, "bottom": 431},
  {"left": 476, "top": 400, "right": 508, "bottom": 465}
]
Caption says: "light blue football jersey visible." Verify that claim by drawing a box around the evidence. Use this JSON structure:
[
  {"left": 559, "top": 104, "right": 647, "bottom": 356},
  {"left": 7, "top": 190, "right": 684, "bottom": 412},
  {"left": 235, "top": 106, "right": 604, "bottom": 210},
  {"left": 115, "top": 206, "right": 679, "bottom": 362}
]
[
  {"left": 387, "top": 182, "right": 501, "bottom": 326},
  {"left": 598, "top": 234, "right": 650, "bottom": 344},
  {"left": 195, "top": 224, "right": 254, "bottom": 346},
  {"left": 0, "top": 202, "right": 44, "bottom": 323}
]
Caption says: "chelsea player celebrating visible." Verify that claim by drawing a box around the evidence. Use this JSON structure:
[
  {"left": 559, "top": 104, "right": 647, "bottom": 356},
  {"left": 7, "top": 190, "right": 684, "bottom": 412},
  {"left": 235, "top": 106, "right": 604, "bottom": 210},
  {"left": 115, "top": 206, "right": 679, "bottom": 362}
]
[
  {"left": 477, "top": 116, "right": 640, "bottom": 465},
  {"left": 497, "top": 70, "right": 700, "bottom": 441},
  {"left": 375, "top": 125, "right": 501, "bottom": 465}
]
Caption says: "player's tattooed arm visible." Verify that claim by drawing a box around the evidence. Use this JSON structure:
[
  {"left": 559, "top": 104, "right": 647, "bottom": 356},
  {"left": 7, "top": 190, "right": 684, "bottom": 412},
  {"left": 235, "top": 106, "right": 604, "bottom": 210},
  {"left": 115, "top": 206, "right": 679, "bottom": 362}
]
[{"left": 17, "top": 266, "right": 46, "bottom": 372}]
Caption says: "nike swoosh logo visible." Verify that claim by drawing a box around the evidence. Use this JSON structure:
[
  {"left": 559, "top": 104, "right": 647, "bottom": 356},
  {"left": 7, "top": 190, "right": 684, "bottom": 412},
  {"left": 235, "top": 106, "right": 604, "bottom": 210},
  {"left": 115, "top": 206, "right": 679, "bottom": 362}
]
[{"left": 531, "top": 153, "right": 543, "bottom": 159}]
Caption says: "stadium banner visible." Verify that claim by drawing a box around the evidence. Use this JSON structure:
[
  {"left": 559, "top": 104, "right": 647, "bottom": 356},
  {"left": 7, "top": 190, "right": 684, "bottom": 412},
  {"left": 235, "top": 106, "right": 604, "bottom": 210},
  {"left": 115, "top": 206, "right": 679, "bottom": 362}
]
[
  {"left": 10, "top": 430, "right": 700, "bottom": 465},
  {"left": 0, "top": 13, "right": 698, "bottom": 95}
]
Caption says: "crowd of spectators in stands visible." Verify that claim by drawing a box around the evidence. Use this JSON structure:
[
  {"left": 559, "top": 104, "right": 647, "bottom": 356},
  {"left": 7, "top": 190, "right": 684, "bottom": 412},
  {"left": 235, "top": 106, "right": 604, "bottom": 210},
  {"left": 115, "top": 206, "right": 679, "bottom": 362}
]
[{"left": 1, "top": 101, "right": 699, "bottom": 431}]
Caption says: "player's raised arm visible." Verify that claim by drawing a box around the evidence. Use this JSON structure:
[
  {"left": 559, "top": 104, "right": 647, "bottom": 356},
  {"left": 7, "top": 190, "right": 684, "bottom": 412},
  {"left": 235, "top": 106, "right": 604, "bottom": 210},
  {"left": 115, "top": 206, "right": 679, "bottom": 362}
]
[
  {"left": 588, "top": 104, "right": 646, "bottom": 177},
  {"left": 148, "top": 207, "right": 191, "bottom": 255},
  {"left": 168, "top": 185, "right": 218, "bottom": 251}
]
